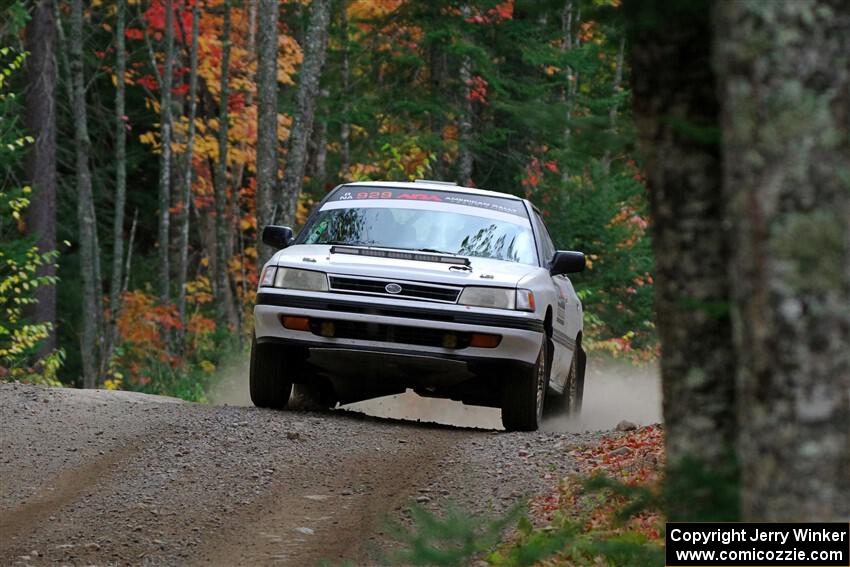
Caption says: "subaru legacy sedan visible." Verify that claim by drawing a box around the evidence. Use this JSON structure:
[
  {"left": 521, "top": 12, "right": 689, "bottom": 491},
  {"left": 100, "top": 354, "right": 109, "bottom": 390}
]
[{"left": 251, "top": 180, "right": 586, "bottom": 431}]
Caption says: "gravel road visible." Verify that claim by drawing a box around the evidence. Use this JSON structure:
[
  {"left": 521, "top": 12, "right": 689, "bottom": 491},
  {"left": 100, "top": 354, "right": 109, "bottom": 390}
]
[{"left": 0, "top": 382, "right": 633, "bottom": 566}]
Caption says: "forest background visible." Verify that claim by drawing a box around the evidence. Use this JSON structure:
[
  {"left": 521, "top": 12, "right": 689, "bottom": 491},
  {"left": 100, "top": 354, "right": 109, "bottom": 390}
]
[
  {"left": 3, "top": 0, "right": 849, "bottom": 551},
  {"left": 2, "top": 0, "right": 652, "bottom": 397}
]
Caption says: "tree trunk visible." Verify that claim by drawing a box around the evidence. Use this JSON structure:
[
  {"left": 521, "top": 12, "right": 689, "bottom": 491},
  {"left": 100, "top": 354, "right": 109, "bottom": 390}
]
[
  {"left": 214, "top": 0, "right": 234, "bottom": 331},
  {"left": 338, "top": 2, "right": 350, "bottom": 182},
  {"left": 279, "top": 0, "right": 331, "bottom": 227},
  {"left": 24, "top": 0, "right": 58, "bottom": 358},
  {"left": 456, "top": 6, "right": 473, "bottom": 186},
  {"left": 158, "top": 0, "right": 175, "bottom": 305},
  {"left": 311, "top": 90, "right": 328, "bottom": 189},
  {"left": 176, "top": 0, "right": 200, "bottom": 345},
  {"left": 107, "top": 0, "right": 127, "bottom": 366},
  {"left": 255, "top": 0, "right": 280, "bottom": 264},
  {"left": 427, "top": 35, "right": 445, "bottom": 180},
  {"left": 69, "top": 0, "right": 100, "bottom": 388},
  {"left": 715, "top": 0, "right": 850, "bottom": 521},
  {"left": 626, "top": 0, "right": 737, "bottom": 520},
  {"left": 560, "top": 0, "right": 577, "bottom": 182},
  {"left": 600, "top": 36, "right": 625, "bottom": 173}
]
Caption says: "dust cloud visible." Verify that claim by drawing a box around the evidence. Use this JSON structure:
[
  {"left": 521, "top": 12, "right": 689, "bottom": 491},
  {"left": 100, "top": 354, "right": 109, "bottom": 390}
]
[
  {"left": 206, "top": 355, "right": 661, "bottom": 432},
  {"left": 542, "top": 358, "right": 662, "bottom": 433}
]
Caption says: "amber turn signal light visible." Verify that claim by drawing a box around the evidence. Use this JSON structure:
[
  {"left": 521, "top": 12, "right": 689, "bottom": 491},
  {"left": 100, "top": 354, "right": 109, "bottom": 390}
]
[
  {"left": 469, "top": 333, "right": 501, "bottom": 348},
  {"left": 281, "top": 316, "right": 311, "bottom": 331}
]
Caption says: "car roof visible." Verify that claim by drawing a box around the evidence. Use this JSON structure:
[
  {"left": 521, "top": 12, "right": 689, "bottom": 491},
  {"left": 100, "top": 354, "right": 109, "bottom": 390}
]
[{"left": 339, "top": 180, "right": 525, "bottom": 202}]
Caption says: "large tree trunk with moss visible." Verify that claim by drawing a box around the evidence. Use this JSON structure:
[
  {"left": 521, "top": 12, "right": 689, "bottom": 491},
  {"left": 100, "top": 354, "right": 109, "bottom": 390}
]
[
  {"left": 626, "top": 0, "right": 738, "bottom": 520},
  {"left": 255, "top": 0, "right": 279, "bottom": 264},
  {"left": 715, "top": 0, "right": 850, "bottom": 521},
  {"left": 24, "top": 0, "right": 58, "bottom": 358},
  {"left": 279, "top": 0, "right": 331, "bottom": 227},
  {"left": 69, "top": 0, "right": 100, "bottom": 388}
]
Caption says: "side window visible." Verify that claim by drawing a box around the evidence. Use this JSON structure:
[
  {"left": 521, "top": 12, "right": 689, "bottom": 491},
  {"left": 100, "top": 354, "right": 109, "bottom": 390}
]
[{"left": 534, "top": 212, "right": 556, "bottom": 265}]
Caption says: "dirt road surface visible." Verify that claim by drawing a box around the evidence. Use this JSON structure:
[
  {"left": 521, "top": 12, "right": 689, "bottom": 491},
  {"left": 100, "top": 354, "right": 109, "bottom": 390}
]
[{"left": 0, "top": 368, "right": 659, "bottom": 566}]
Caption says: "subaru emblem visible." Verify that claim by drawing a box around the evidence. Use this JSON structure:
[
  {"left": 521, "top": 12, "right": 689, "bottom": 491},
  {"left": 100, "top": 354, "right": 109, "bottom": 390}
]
[{"left": 385, "top": 283, "right": 403, "bottom": 294}]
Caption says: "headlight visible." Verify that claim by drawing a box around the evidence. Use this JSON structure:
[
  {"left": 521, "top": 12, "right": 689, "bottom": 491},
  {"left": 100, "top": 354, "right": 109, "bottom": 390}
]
[
  {"left": 458, "top": 287, "right": 536, "bottom": 311},
  {"left": 458, "top": 287, "right": 516, "bottom": 310},
  {"left": 272, "top": 268, "right": 328, "bottom": 291}
]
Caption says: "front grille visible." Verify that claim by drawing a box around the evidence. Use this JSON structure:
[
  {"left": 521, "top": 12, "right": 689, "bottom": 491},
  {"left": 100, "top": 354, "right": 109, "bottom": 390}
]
[
  {"left": 309, "top": 319, "right": 471, "bottom": 349},
  {"left": 328, "top": 275, "right": 461, "bottom": 303}
]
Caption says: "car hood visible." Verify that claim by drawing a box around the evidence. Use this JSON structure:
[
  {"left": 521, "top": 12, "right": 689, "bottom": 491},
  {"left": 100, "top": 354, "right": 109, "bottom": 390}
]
[{"left": 271, "top": 244, "right": 538, "bottom": 287}]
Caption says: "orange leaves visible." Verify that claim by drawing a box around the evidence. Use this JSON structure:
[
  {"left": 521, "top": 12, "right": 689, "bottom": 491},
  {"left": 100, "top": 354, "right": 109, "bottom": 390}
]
[
  {"left": 535, "top": 425, "right": 665, "bottom": 543},
  {"left": 521, "top": 156, "right": 559, "bottom": 189},
  {"left": 465, "top": 75, "right": 488, "bottom": 104}
]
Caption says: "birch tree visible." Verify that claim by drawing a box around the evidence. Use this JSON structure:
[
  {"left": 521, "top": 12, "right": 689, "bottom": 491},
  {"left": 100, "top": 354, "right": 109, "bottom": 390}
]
[
  {"left": 176, "top": 0, "right": 200, "bottom": 342},
  {"left": 24, "top": 0, "right": 57, "bottom": 357},
  {"left": 68, "top": 0, "right": 100, "bottom": 388},
  {"left": 107, "top": 0, "right": 127, "bottom": 364},
  {"left": 716, "top": 0, "right": 850, "bottom": 521},
  {"left": 279, "top": 0, "right": 331, "bottom": 227},
  {"left": 214, "top": 0, "right": 234, "bottom": 330},
  {"left": 158, "top": 0, "right": 175, "bottom": 305}
]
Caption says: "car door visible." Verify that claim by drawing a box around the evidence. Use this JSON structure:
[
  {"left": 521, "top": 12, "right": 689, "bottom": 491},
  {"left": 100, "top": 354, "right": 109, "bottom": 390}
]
[{"left": 532, "top": 212, "right": 573, "bottom": 391}]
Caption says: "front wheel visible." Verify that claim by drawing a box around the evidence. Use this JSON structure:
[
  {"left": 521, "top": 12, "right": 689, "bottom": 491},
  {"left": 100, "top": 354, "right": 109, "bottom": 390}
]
[
  {"left": 501, "top": 340, "right": 549, "bottom": 432},
  {"left": 249, "top": 335, "right": 293, "bottom": 409}
]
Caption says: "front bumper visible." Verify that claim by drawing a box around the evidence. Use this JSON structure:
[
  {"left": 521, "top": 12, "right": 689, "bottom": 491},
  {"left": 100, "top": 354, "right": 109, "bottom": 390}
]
[{"left": 254, "top": 290, "right": 544, "bottom": 366}]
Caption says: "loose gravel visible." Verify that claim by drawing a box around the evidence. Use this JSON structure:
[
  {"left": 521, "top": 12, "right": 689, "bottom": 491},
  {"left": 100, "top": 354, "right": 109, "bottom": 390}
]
[{"left": 0, "top": 383, "right": 607, "bottom": 566}]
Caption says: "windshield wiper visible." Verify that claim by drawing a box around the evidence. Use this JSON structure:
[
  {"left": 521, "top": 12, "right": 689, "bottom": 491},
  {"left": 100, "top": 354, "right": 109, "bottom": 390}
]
[
  {"left": 406, "top": 247, "right": 462, "bottom": 256},
  {"left": 324, "top": 240, "right": 372, "bottom": 246}
]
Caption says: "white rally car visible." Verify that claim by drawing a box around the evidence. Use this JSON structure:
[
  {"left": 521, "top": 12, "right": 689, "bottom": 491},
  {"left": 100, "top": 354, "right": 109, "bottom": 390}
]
[{"left": 251, "top": 180, "right": 586, "bottom": 431}]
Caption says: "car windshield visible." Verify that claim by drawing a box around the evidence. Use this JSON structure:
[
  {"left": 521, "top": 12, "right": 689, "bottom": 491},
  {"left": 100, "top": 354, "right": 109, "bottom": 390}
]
[{"left": 301, "top": 206, "right": 537, "bottom": 265}]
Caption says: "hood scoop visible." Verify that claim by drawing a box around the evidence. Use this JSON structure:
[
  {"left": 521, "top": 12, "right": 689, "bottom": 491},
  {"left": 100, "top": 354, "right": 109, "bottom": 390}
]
[{"left": 330, "top": 245, "right": 471, "bottom": 267}]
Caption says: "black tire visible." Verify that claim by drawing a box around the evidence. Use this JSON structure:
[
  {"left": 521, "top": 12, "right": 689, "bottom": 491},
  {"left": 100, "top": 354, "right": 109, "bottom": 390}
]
[
  {"left": 249, "top": 335, "right": 293, "bottom": 409},
  {"left": 573, "top": 346, "right": 586, "bottom": 414},
  {"left": 501, "top": 340, "right": 549, "bottom": 432},
  {"left": 542, "top": 344, "right": 586, "bottom": 419}
]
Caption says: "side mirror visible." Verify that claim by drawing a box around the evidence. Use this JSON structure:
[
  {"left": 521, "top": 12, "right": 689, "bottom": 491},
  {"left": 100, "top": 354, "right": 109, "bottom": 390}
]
[
  {"left": 550, "top": 251, "right": 585, "bottom": 275},
  {"left": 262, "top": 225, "right": 294, "bottom": 250}
]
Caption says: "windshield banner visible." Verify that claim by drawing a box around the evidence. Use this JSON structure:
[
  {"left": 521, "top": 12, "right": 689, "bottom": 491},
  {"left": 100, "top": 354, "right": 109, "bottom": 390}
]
[{"left": 329, "top": 186, "right": 528, "bottom": 217}]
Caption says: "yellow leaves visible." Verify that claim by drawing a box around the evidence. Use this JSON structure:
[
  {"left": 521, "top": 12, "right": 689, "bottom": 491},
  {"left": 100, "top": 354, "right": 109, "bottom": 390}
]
[
  {"left": 348, "top": 0, "right": 403, "bottom": 21},
  {"left": 199, "top": 360, "right": 216, "bottom": 373},
  {"left": 103, "top": 376, "right": 123, "bottom": 390},
  {"left": 139, "top": 131, "right": 158, "bottom": 147},
  {"left": 185, "top": 276, "right": 213, "bottom": 305},
  {"left": 277, "top": 35, "right": 303, "bottom": 85}
]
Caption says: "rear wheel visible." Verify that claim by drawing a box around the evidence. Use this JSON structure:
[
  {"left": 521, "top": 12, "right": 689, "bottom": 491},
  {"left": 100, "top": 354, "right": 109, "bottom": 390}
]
[
  {"left": 249, "top": 335, "right": 293, "bottom": 409},
  {"left": 501, "top": 340, "right": 549, "bottom": 432},
  {"left": 544, "top": 345, "right": 586, "bottom": 418},
  {"left": 573, "top": 346, "right": 586, "bottom": 414}
]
